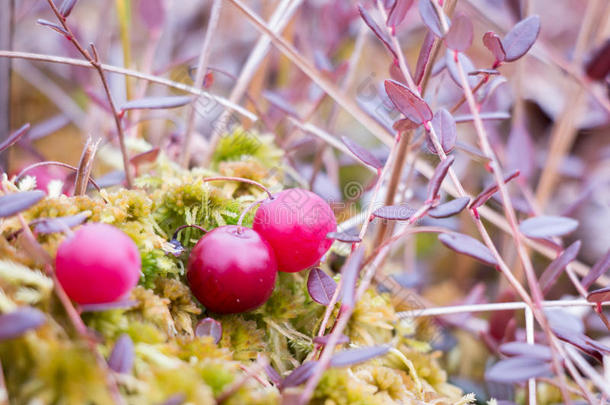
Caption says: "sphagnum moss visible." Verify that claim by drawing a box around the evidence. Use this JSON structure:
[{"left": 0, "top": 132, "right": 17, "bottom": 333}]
[{"left": 0, "top": 130, "right": 472, "bottom": 404}]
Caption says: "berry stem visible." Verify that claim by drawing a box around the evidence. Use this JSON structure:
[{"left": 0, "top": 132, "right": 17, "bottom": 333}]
[
  {"left": 237, "top": 199, "right": 263, "bottom": 227},
  {"left": 172, "top": 224, "right": 208, "bottom": 241},
  {"left": 203, "top": 176, "right": 273, "bottom": 199}
]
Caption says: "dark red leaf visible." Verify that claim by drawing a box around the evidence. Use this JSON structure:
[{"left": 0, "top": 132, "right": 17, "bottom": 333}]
[
  {"left": 427, "top": 108, "right": 456, "bottom": 154},
  {"left": 79, "top": 300, "right": 138, "bottom": 313},
  {"left": 33, "top": 212, "right": 90, "bottom": 234},
  {"left": 326, "top": 231, "right": 362, "bottom": 243},
  {"left": 340, "top": 245, "right": 365, "bottom": 309},
  {"left": 264, "top": 363, "right": 282, "bottom": 386},
  {"left": 341, "top": 136, "right": 384, "bottom": 169},
  {"left": 36, "top": 19, "right": 70, "bottom": 36},
  {"left": 539, "top": 241, "right": 581, "bottom": 295},
  {"left": 307, "top": 268, "right": 337, "bottom": 306},
  {"left": 483, "top": 32, "right": 506, "bottom": 63},
  {"left": 384, "top": 79, "right": 432, "bottom": 124},
  {"left": 0, "top": 190, "right": 46, "bottom": 218},
  {"left": 330, "top": 346, "right": 390, "bottom": 367},
  {"left": 418, "top": 0, "right": 449, "bottom": 38},
  {"left": 195, "top": 317, "right": 222, "bottom": 344},
  {"left": 587, "top": 287, "right": 610, "bottom": 304},
  {"left": 426, "top": 155, "right": 455, "bottom": 201},
  {"left": 387, "top": 0, "right": 414, "bottom": 29},
  {"left": 130, "top": 148, "right": 160, "bottom": 167},
  {"left": 358, "top": 5, "right": 398, "bottom": 60},
  {"left": 428, "top": 197, "right": 470, "bottom": 218},
  {"left": 445, "top": 50, "right": 478, "bottom": 88},
  {"left": 554, "top": 328, "right": 610, "bottom": 362},
  {"left": 0, "top": 123, "right": 30, "bottom": 152},
  {"left": 438, "top": 232, "right": 498, "bottom": 266},
  {"left": 0, "top": 307, "right": 46, "bottom": 340},
  {"left": 585, "top": 39, "right": 610, "bottom": 81},
  {"left": 469, "top": 170, "right": 520, "bottom": 210},
  {"left": 519, "top": 216, "right": 578, "bottom": 238},
  {"left": 120, "top": 96, "right": 192, "bottom": 111},
  {"left": 499, "top": 342, "right": 553, "bottom": 361},
  {"left": 59, "top": 0, "right": 78, "bottom": 17},
  {"left": 372, "top": 204, "right": 415, "bottom": 220},
  {"left": 581, "top": 250, "right": 610, "bottom": 289},
  {"left": 501, "top": 15, "right": 540, "bottom": 62},
  {"left": 393, "top": 118, "right": 420, "bottom": 132},
  {"left": 313, "top": 334, "right": 350, "bottom": 345},
  {"left": 485, "top": 357, "right": 552, "bottom": 383},
  {"left": 454, "top": 112, "right": 511, "bottom": 122},
  {"left": 108, "top": 334, "right": 134, "bottom": 374},
  {"left": 445, "top": 13, "right": 473, "bottom": 52},
  {"left": 282, "top": 361, "right": 318, "bottom": 389},
  {"left": 414, "top": 31, "right": 435, "bottom": 85}
]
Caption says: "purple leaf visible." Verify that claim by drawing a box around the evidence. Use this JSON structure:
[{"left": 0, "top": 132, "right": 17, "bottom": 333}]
[
  {"left": 158, "top": 394, "right": 186, "bottom": 405},
  {"left": 108, "top": 334, "right": 134, "bottom": 374},
  {"left": 445, "top": 50, "right": 477, "bottom": 88},
  {"left": 307, "top": 268, "right": 337, "bottom": 306},
  {"left": 0, "top": 190, "right": 46, "bottom": 218},
  {"left": 387, "top": 0, "right": 414, "bottom": 29},
  {"left": 384, "top": 79, "right": 433, "bottom": 124},
  {"left": 195, "top": 317, "right": 222, "bottom": 344},
  {"left": 59, "top": 0, "right": 78, "bottom": 17},
  {"left": 33, "top": 212, "right": 90, "bottom": 234},
  {"left": 0, "top": 123, "right": 30, "bottom": 152},
  {"left": 36, "top": 19, "right": 70, "bottom": 36},
  {"left": 326, "top": 231, "right": 362, "bottom": 243},
  {"left": 587, "top": 287, "right": 610, "bottom": 304},
  {"left": 485, "top": 357, "right": 552, "bottom": 383},
  {"left": 426, "top": 155, "right": 455, "bottom": 201},
  {"left": 454, "top": 111, "right": 511, "bottom": 122},
  {"left": 79, "top": 300, "right": 138, "bottom": 313},
  {"left": 341, "top": 136, "right": 384, "bottom": 170},
  {"left": 340, "top": 245, "right": 365, "bottom": 309},
  {"left": 414, "top": 31, "right": 435, "bottom": 85},
  {"left": 585, "top": 39, "right": 610, "bottom": 81},
  {"left": 418, "top": 0, "right": 449, "bottom": 38},
  {"left": 519, "top": 216, "right": 578, "bottom": 238},
  {"left": 282, "top": 361, "right": 318, "bottom": 389},
  {"left": 501, "top": 15, "right": 540, "bottom": 62},
  {"left": 139, "top": 0, "right": 165, "bottom": 31},
  {"left": 455, "top": 141, "right": 490, "bottom": 164},
  {"left": 468, "top": 68, "right": 501, "bottom": 76},
  {"left": 428, "top": 197, "right": 470, "bottom": 218},
  {"left": 427, "top": 108, "right": 456, "bottom": 154},
  {"left": 330, "top": 345, "right": 390, "bottom": 367},
  {"left": 264, "top": 364, "right": 282, "bottom": 386},
  {"left": 581, "top": 250, "right": 610, "bottom": 289},
  {"left": 96, "top": 170, "right": 126, "bottom": 188},
  {"left": 0, "top": 307, "right": 46, "bottom": 340},
  {"left": 539, "top": 241, "right": 581, "bottom": 295},
  {"left": 499, "top": 342, "right": 553, "bottom": 361},
  {"left": 372, "top": 204, "right": 415, "bottom": 220},
  {"left": 445, "top": 13, "right": 473, "bottom": 52},
  {"left": 358, "top": 5, "right": 398, "bottom": 61},
  {"left": 393, "top": 118, "right": 420, "bottom": 132},
  {"left": 130, "top": 148, "right": 160, "bottom": 167},
  {"left": 263, "top": 91, "right": 299, "bottom": 117},
  {"left": 438, "top": 232, "right": 498, "bottom": 266},
  {"left": 483, "top": 32, "right": 506, "bottom": 63},
  {"left": 469, "top": 170, "right": 520, "bottom": 210},
  {"left": 554, "top": 328, "right": 610, "bottom": 362},
  {"left": 28, "top": 115, "right": 69, "bottom": 141},
  {"left": 313, "top": 334, "right": 350, "bottom": 345},
  {"left": 120, "top": 96, "right": 193, "bottom": 111}
]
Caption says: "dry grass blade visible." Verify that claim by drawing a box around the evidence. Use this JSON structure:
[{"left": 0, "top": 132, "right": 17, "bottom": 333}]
[{"left": 74, "top": 138, "right": 101, "bottom": 196}]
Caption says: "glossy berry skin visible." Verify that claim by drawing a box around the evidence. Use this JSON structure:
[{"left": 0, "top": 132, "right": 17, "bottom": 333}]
[
  {"left": 253, "top": 189, "right": 337, "bottom": 273},
  {"left": 187, "top": 225, "right": 277, "bottom": 314},
  {"left": 55, "top": 223, "right": 141, "bottom": 304}
]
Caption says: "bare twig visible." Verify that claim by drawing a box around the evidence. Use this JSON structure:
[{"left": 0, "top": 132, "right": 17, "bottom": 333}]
[{"left": 0, "top": 0, "right": 14, "bottom": 172}]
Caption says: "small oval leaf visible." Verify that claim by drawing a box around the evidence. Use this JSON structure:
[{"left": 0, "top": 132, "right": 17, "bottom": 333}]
[
  {"left": 519, "top": 215, "right": 578, "bottom": 239},
  {"left": 36, "top": 19, "right": 70, "bottom": 36},
  {"left": 307, "top": 268, "right": 337, "bottom": 306},
  {"left": 0, "top": 123, "right": 30, "bottom": 152},
  {"left": 445, "top": 13, "right": 473, "bottom": 51},
  {"left": 501, "top": 15, "right": 540, "bottom": 62},
  {"left": 426, "top": 155, "right": 455, "bottom": 201},
  {"left": 130, "top": 148, "right": 160, "bottom": 167},
  {"left": 445, "top": 50, "right": 478, "bottom": 88},
  {"left": 33, "top": 212, "right": 90, "bottom": 234},
  {"left": 282, "top": 361, "right": 318, "bottom": 389},
  {"left": 195, "top": 317, "right": 222, "bottom": 344},
  {"left": 372, "top": 204, "right": 415, "bottom": 220},
  {"left": 469, "top": 170, "right": 520, "bottom": 210},
  {"left": 418, "top": 0, "right": 450, "bottom": 38},
  {"left": 384, "top": 79, "right": 433, "bottom": 124},
  {"left": 414, "top": 31, "right": 435, "bottom": 85},
  {"left": 341, "top": 136, "right": 384, "bottom": 169},
  {"left": 263, "top": 91, "right": 299, "bottom": 117},
  {"left": 587, "top": 287, "right": 610, "bottom": 304},
  {"left": 0, "top": 190, "right": 46, "bottom": 218},
  {"left": 387, "top": 0, "right": 414, "bottom": 29},
  {"left": 108, "top": 334, "right": 135, "bottom": 374},
  {"left": 499, "top": 342, "right": 553, "bottom": 361},
  {"left": 0, "top": 307, "right": 46, "bottom": 340},
  {"left": 326, "top": 231, "right": 362, "bottom": 243},
  {"left": 427, "top": 108, "right": 456, "bottom": 154},
  {"left": 438, "top": 232, "right": 498, "bottom": 266},
  {"left": 485, "top": 357, "right": 552, "bottom": 383},
  {"left": 539, "top": 240, "right": 581, "bottom": 295},
  {"left": 581, "top": 250, "right": 610, "bottom": 289},
  {"left": 330, "top": 345, "right": 390, "bottom": 368},
  {"left": 358, "top": 5, "right": 398, "bottom": 61},
  {"left": 120, "top": 96, "right": 193, "bottom": 111},
  {"left": 483, "top": 31, "right": 506, "bottom": 63},
  {"left": 59, "top": 0, "right": 78, "bottom": 17},
  {"left": 428, "top": 197, "right": 470, "bottom": 218},
  {"left": 393, "top": 117, "right": 420, "bottom": 132}
]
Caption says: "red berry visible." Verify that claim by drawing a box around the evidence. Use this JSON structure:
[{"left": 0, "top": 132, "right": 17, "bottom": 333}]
[
  {"left": 187, "top": 225, "right": 277, "bottom": 314},
  {"left": 253, "top": 189, "right": 337, "bottom": 273},
  {"left": 55, "top": 223, "right": 141, "bottom": 304}
]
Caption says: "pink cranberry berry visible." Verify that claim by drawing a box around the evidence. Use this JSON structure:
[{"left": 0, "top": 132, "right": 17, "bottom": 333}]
[
  {"left": 55, "top": 223, "right": 141, "bottom": 304},
  {"left": 187, "top": 225, "right": 277, "bottom": 314},
  {"left": 253, "top": 189, "right": 337, "bottom": 273}
]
